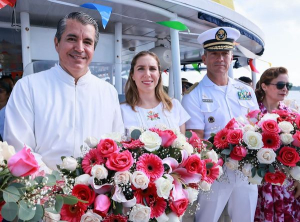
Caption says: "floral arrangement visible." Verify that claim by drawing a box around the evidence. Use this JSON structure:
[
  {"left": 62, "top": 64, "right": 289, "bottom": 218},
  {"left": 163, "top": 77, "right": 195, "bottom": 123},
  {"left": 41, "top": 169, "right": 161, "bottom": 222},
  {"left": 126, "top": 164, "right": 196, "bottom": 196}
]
[
  {"left": 0, "top": 142, "right": 83, "bottom": 222},
  {"left": 210, "top": 109, "right": 300, "bottom": 186},
  {"left": 58, "top": 128, "right": 223, "bottom": 222}
]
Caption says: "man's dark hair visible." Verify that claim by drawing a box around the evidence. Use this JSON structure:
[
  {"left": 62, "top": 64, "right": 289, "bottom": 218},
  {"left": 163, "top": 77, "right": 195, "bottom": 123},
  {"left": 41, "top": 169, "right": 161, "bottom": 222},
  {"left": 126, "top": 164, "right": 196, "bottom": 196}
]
[
  {"left": 238, "top": 76, "right": 252, "bottom": 84},
  {"left": 55, "top": 12, "right": 99, "bottom": 49}
]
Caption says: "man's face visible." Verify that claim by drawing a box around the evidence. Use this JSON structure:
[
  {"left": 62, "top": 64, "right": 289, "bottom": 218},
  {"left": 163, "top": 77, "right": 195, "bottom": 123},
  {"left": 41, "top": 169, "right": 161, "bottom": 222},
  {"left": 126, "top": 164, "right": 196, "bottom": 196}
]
[
  {"left": 202, "top": 50, "right": 233, "bottom": 77},
  {"left": 55, "top": 19, "right": 95, "bottom": 79}
]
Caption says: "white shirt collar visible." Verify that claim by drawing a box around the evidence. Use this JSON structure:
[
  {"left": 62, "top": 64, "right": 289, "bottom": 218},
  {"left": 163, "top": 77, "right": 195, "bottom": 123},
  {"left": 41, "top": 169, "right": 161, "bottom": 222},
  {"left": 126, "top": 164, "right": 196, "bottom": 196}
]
[{"left": 55, "top": 64, "right": 92, "bottom": 86}]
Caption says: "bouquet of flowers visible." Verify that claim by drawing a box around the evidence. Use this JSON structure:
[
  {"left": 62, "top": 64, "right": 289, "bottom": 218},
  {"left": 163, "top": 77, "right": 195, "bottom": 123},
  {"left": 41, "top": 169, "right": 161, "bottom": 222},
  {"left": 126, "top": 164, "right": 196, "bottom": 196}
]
[
  {"left": 0, "top": 142, "right": 83, "bottom": 222},
  {"left": 210, "top": 109, "right": 300, "bottom": 186},
  {"left": 58, "top": 128, "right": 223, "bottom": 222}
]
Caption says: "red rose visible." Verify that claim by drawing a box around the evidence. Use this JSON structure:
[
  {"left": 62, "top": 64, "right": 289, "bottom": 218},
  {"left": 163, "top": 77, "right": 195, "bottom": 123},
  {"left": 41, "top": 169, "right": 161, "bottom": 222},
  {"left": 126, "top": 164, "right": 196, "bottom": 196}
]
[
  {"left": 277, "top": 146, "right": 300, "bottom": 167},
  {"left": 272, "top": 110, "right": 292, "bottom": 122},
  {"left": 72, "top": 184, "right": 95, "bottom": 206},
  {"left": 189, "top": 131, "right": 202, "bottom": 149},
  {"left": 158, "top": 130, "right": 177, "bottom": 147},
  {"left": 295, "top": 114, "right": 300, "bottom": 129},
  {"left": 227, "top": 129, "right": 243, "bottom": 144},
  {"left": 184, "top": 155, "right": 203, "bottom": 174},
  {"left": 169, "top": 198, "right": 189, "bottom": 217},
  {"left": 225, "top": 118, "right": 239, "bottom": 130},
  {"left": 264, "top": 171, "right": 286, "bottom": 185},
  {"left": 292, "top": 131, "right": 300, "bottom": 147},
  {"left": 261, "top": 120, "right": 280, "bottom": 134},
  {"left": 105, "top": 150, "right": 134, "bottom": 171},
  {"left": 121, "top": 139, "right": 144, "bottom": 149},
  {"left": 8, "top": 146, "right": 39, "bottom": 177},
  {"left": 230, "top": 146, "right": 247, "bottom": 161},
  {"left": 103, "top": 214, "right": 128, "bottom": 222},
  {"left": 97, "top": 139, "right": 119, "bottom": 157},
  {"left": 213, "top": 128, "right": 229, "bottom": 149}
]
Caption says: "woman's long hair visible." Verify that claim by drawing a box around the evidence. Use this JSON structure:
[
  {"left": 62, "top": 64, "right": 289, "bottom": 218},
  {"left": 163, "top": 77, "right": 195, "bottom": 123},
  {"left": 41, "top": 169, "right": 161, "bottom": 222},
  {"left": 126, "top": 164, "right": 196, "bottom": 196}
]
[
  {"left": 125, "top": 51, "right": 172, "bottom": 111},
  {"left": 255, "top": 67, "right": 288, "bottom": 102}
]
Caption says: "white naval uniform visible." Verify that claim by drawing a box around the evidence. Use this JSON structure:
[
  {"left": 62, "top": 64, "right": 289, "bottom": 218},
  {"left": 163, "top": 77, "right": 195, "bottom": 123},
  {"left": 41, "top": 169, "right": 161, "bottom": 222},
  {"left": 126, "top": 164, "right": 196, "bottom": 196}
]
[
  {"left": 121, "top": 99, "right": 190, "bottom": 133},
  {"left": 181, "top": 75, "right": 259, "bottom": 222},
  {"left": 4, "top": 65, "right": 124, "bottom": 170}
]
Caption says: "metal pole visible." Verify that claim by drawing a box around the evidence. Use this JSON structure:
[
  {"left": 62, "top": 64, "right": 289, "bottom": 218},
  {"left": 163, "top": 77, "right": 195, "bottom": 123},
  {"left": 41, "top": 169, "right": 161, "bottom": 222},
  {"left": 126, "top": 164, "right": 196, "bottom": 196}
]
[
  {"left": 168, "top": 66, "right": 175, "bottom": 98},
  {"left": 20, "top": 12, "right": 32, "bottom": 72},
  {"left": 251, "top": 59, "right": 257, "bottom": 87},
  {"left": 170, "top": 15, "right": 182, "bottom": 101},
  {"left": 114, "top": 22, "right": 122, "bottom": 94}
]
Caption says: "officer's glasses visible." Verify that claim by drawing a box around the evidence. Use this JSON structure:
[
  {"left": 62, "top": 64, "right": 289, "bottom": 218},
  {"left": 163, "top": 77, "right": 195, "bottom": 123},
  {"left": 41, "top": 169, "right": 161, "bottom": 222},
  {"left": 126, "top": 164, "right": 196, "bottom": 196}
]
[{"left": 269, "top": 82, "right": 293, "bottom": 90}]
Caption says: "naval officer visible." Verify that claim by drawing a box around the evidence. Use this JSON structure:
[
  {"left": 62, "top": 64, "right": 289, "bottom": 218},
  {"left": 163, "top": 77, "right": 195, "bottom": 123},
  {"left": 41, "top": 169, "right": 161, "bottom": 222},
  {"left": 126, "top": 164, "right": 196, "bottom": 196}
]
[{"left": 182, "top": 27, "right": 259, "bottom": 222}]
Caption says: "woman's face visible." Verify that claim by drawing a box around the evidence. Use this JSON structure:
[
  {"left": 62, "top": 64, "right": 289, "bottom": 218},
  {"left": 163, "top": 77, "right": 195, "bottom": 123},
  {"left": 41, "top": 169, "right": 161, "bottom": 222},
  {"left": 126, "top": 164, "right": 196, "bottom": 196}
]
[
  {"left": 132, "top": 54, "right": 160, "bottom": 95},
  {"left": 262, "top": 74, "right": 289, "bottom": 103},
  {"left": 0, "top": 88, "right": 9, "bottom": 103}
]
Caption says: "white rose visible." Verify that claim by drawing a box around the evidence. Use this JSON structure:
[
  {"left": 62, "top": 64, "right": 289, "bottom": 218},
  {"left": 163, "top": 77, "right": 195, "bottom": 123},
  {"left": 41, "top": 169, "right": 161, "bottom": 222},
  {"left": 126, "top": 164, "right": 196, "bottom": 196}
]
[
  {"left": 243, "top": 131, "right": 263, "bottom": 150},
  {"left": 166, "top": 212, "right": 181, "bottom": 222},
  {"left": 156, "top": 212, "right": 169, "bottom": 222},
  {"left": 80, "top": 210, "right": 103, "bottom": 222},
  {"left": 0, "top": 141, "right": 15, "bottom": 161},
  {"left": 290, "top": 166, "right": 300, "bottom": 181},
  {"left": 278, "top": 121, "right": 294, "bottom": 133},
  {"left": 242, "top": 163, "right": 253, "bottom": 177},
  {"left": 155, "top": 176, "right": 174, "bottom": 199},
  {"left": 114, "top": 171, "right": 132, "bottom": 185},
  {"left": 206, "top": 150, "right": 218, "bottom": 163},
  {"left": 242, "top": 124, "right": 256, "bottom": 133},
  {"left": 43, "top": 211, "right": 61, "bottom": 222},
  {"left": 75, "top": 174, "right": 91, "bottom": 186},
  {"left": 131, "top": 171, "right": 149, "bottom": 190},
  {"left": 91, "top": 164, "right": 108, "bottom": 180},
  {"left": 129, "top": 204, "right": 151, "bottom": 222},
  {"left": 139, "top": 131, "right": 162, "bottom": 152},
  {"left": 84, "top": 137, "right": 99, "bottom": 148},
  {"left": 217, "top": 165, "right": 223, "bottom": 178},
  {"left": 0, "top": 155, "right": 4, "bottom": 165},
  {"left": 61, "top": 157, "right": 78, "bottom": 171},
  {"left": 248, "top": 173, "right": 262, "bottom": 185},
  {"left": 181, "top": 142, "right": 194, "bottom": 155},
  {"left": 257, "top": 148, "right": 276, "bottom": 164},
  {"left": 280, "top": 133, "right": 294, "bottom": 145},
  {"left": 260, "top": 113, "right": 279, "bottom": 122},
  {"left": 198, "top": 180, "right": 212, "bottom": 191},
  {"left": 225, "top": 158, "right": 239, "bottom": 170},
  {"left": 101, "top": 132, "right": 122, "bottom": 143},
  {"left": 186, "top": 187, "right": 199, "bottom": 203},
  {"left": 154, "top": 123, "right": 168, "bottom": 131},
  {"left": 171, "top": 134, "right": 187, "bottom": 148}
]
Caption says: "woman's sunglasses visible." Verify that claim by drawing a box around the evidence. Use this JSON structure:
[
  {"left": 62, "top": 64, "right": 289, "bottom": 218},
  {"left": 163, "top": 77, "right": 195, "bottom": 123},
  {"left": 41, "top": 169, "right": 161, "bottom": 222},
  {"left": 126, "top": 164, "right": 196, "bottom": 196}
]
[{"left": 269, "top": 82, "right": 293, "bottom": 90}]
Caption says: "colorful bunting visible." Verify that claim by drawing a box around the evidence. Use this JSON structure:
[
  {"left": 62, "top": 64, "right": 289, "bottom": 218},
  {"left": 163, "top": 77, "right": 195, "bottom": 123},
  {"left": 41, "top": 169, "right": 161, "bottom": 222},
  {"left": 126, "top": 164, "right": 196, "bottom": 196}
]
[
  {"left": 192, "top": 63, "right": 201, "bottom": 73},
  {"left": 249, "top": 59, "right": 259, "bottom": 73},
  {"left": 0, "top": 0, "right": 16, "bottom": 9},
  {"left": 156, "top": 21, "right": 189, "bottom": 31},
  {"left": 81, "top": 3, "right": 112, "bottom": 29}
]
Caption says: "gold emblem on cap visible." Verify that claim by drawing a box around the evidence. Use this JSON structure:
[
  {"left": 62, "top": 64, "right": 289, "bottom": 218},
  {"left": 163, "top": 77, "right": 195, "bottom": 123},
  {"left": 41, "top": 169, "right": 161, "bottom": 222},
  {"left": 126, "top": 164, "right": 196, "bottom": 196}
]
[{"left": 215, "top": 28, "right": 227, "bottom": 41}]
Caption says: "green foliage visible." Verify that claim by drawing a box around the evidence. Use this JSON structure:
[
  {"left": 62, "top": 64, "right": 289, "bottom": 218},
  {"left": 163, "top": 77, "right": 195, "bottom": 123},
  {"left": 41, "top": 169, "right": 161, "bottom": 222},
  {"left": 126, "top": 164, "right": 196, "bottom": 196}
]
[
  {"left": 185, "top": 131, "right": 192, "bottom": 139},
  {"left": 268, "top": 164, "right": 275, "bottom": 173},
  {"left": 221, "top": 149, "right": 231, "bottom": 156},
  {"left": 55, "top": 195, "right": 64, "bottom": 212},
  {"left": 1, "top": 202, "right": 18, "bottom": 221},
  {"left": 18, "top": 200, "right": 35, "bottom": 221},
  {"left": 27, "top": 204, "right": 44, "bottom": 222},
  {"left": 131, "top": 129, "right": 141, "bottom": 140},
  {"left": 206, "top": 162, "right": 214, "bottom": 169},
  {"left": 3, "top": 186, "right": 20, "bottom": 202},
  {"left": 251, "top": 167, "right": 257, "bottom": 178},
  {"left": 44, "top": 174, "right": 57, "bottom": 186},
  {"left": 112, "top": 201, "right": 123, "bottom": 215}
]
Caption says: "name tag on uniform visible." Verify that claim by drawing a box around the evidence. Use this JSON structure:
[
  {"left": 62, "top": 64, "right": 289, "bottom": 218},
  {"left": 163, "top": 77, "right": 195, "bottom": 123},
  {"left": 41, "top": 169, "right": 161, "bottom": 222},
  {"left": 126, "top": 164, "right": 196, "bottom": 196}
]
[
  {"left": 238, "top": 89, "right": 252, "bottom": 100},
  {"left": 202, "top": 99, "right": 213, "bottom": 103}
]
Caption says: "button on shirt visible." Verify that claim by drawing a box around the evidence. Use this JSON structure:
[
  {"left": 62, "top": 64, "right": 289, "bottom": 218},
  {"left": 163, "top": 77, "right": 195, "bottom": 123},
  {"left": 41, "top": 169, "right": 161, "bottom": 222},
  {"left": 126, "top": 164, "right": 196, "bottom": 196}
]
[{"left": 182, "top": 75, "right": 259, "bottom": 139}]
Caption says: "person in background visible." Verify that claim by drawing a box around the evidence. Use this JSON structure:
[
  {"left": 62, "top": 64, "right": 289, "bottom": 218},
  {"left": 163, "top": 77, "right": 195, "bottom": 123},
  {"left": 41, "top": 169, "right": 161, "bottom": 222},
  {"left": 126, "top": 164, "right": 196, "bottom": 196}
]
[
  {"left": 0, "top": 80, "right": 12, "bottom": 140},
  {"left": 182, "top": 78, "right": 193, "bottom": 94},
  {"left": 121, "top": 51, "right": 190, "bottom": 134},
  {"left": 4, "top": 12, "right": 124, "bottom": 170},
  {"left": 254, "top": 67, "right": 300, "bottom": 221},
  {"left": 182, "top": 27, "right": 258, "bottom": 222},
  {"left": 1, "top": 76, "right": 14, "bottom": 90},
  {"left": 238, "top": 76, "right": 253, "bottom": 87}
]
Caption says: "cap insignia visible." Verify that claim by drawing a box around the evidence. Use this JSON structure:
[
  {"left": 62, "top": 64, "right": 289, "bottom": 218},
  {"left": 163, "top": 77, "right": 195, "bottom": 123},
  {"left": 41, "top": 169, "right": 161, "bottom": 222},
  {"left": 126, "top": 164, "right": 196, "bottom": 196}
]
[{"left": 215, "top": 28, "right": 227, "bottom": 41}]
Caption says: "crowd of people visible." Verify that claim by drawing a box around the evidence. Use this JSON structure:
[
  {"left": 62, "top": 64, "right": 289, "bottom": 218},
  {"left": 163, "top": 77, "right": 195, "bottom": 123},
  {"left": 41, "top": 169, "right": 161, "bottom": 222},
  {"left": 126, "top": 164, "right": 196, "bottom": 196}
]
[{"left": 2, "top": 11, "right": 299, "bottom": 222}]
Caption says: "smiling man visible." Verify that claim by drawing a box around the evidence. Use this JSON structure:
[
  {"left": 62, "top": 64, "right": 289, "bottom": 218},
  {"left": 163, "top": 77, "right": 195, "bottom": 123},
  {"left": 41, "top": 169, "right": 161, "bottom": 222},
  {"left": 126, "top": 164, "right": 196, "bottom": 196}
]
[
  {"left": 4, "top": 12, "right": 124, "bottom": 170},
  {"left": 182, "top": 27, "right": 259, "bottom": 222}
]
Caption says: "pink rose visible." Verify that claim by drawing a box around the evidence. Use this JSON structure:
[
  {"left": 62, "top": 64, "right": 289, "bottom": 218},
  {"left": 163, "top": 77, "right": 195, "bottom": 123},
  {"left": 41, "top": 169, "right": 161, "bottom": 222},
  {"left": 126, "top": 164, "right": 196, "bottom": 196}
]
[
  {"left": 295, "top": 114, "right": 300, "bottom": 129},
  {"left": 246, "top": 110, "right": 261, "bottom": 123},
  {"left": 261, "top": 120, "right": 280, "bottom": 134},
  {"left": 8, "top": 146, "right": 39, "bottom": 177},
  {"left": 121, "top": 139, "right": 144, "bottom": 149},
  {"left": 106, "top": 150, "right": 134, "bottom": 171},
  {"left": 227, "top": 129, "right": 243, "bottom": 144},
  {"left": 97, "top": 139, "right": 119, "bottom": 157},
  {"left": 225, "top": 118, "right": 239, "bottom": 130},
  {"left": 158, "top": 130, "right": 177, "bottom": 147},
  {"left": 169, "top": 198, "right": 189, "bottom": 217},
  {"left": 94, "top": 194, "right": 111, "bottom": 217},
  {"left": 189, "top": 131, "right": 202, "bottom": 148},
  {"left": 217, "top": 158, "right": 224, "bottom": 166},
  {"left": 292, "top": 131, "right": 300, "bottom": 147},
  {"left": 230, "top": 146, "right": 247, "bottom": 161},
  {"left": 184, "top": 155, "right": 203, "bottom": 174}
]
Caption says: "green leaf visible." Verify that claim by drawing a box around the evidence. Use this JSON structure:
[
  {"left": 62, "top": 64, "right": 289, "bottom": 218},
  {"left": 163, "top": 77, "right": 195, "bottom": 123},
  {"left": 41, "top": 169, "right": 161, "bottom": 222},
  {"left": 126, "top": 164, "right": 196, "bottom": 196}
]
[
  {"left": 268, "top": 164, "right": 275, "bottom": 173},
  {"left": 18, "top": 200, "right": 35, "bottom": 221},
  {"left": 62, "top": 195, "right": 79, "bottom": 205},
  {"left": 3, "top": 186, "right": 20, "bottom": 202},
  {"left": 257, "top": 168, "right": 265, "bottom": 178},
  {"left": 185, "top": 131, "right": 192, "bottom": 139},
  {"left": 206, "top": 162, "right": 214, "bottom": 169},
  {"left": 259, "top": 164, "right": 267, "bottom": 168},
  {"left": 44, "top": 174, "right": 57, "bottom": 186},
  {"left": 203, "top": 141, "right": 213, "bottom": 149},
  {"left": 34, "top": 176, "right": 44, "bottom": 184},
  {"left": 229, "top": 144, "right": 234, "bottom": 151},
  {"left": 55, "top": 195, "right": 64, "bottom": 212},
  {"left": 27, "top": 204, "right": 44, "bottom": 222},
  {"left": 156, "top": 21, "right": 189, "bottom": 31},
  {"left": 112, "top": 201, "right": 123, "bottom": 215},
  {"left": 251, "top": 167, "right": 257, "bottom": 178},
  {"left": 131, "top": 129, "right": 141, "bottom": 140},
  {"left": 0, "top": 168, "right": 10, "bottom": 176},
  {"left": 1, "top": 202, "right": 18, "bottom": 221},
  {"left": 221, "top": 149, "right": 231, "bottom": 155},
  {"left": 9, "top": 183, "right": 26, "bottom": 196},
  {"left": 52, "top": 170, "right": 62, "bottom": 180}
]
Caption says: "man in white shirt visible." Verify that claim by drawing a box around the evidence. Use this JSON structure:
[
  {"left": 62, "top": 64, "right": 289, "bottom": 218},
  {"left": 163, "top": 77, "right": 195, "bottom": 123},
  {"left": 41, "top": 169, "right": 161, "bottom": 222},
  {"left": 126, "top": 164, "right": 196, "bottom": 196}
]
[
  {"left": 182, "top": 27, "right": 258, "bottom": 222},
  {"left": 4, "top": 12, "right": 124, "bottom": 170}
]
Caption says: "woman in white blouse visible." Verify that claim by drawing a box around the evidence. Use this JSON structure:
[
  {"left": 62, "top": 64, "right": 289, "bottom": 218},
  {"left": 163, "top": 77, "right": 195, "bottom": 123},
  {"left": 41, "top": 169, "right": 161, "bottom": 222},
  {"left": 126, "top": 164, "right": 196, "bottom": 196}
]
[{"left": 121, "top": 51, "right": 190, "bottom": 134}]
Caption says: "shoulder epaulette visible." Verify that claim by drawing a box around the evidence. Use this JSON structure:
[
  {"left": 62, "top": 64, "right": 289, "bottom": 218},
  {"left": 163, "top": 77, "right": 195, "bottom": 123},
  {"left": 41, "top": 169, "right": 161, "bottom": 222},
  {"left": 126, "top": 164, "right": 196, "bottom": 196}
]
[{"left": 184, "top": 82, "right": 199, "bottom": 94}]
